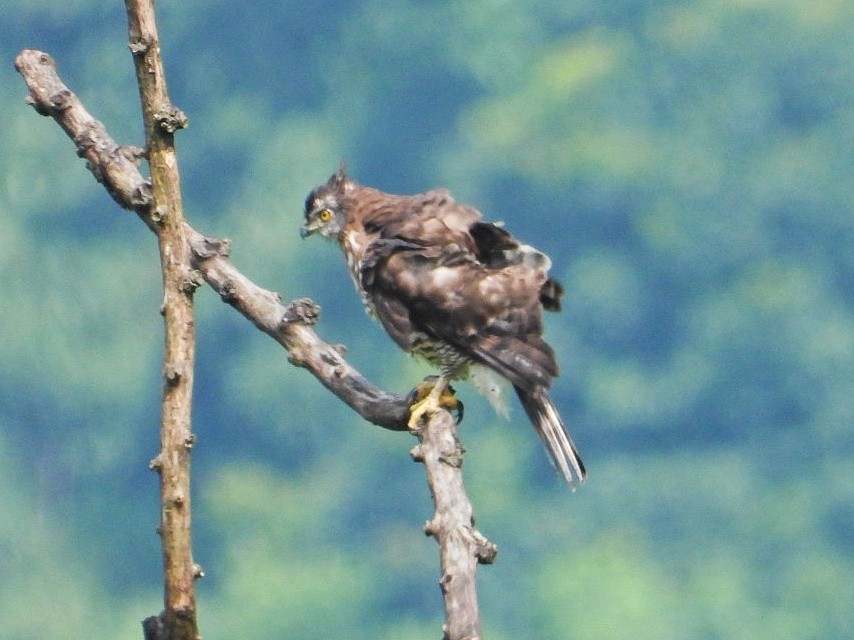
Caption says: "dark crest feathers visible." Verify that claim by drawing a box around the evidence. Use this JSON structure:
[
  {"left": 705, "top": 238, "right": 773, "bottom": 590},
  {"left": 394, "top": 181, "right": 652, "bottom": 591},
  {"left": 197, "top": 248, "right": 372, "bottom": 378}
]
[{"left": 330, "top": 160, "right": 348, "bottom": 189}]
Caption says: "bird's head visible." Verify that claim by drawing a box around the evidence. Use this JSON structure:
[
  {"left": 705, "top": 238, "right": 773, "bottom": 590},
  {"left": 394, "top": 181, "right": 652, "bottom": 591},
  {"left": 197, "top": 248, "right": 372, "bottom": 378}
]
[{"left": 300, "top": 167, "right": 352, "bottom": 240}]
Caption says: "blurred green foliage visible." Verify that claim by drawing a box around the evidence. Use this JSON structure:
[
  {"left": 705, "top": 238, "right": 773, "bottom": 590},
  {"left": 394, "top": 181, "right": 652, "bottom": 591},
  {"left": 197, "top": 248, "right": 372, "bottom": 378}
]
[{"left": 2, "top": 0, "right": 853, "bottom": 638}]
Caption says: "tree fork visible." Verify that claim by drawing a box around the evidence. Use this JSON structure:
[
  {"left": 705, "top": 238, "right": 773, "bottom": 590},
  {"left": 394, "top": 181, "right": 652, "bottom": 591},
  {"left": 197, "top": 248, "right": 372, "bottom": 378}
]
[{"left": 16, "top": 27, "right": 495, "bottom": 640}]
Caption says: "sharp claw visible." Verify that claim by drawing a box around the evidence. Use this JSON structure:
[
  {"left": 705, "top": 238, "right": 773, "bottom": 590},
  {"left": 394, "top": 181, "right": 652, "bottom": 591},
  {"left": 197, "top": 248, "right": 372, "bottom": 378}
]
[
  {"left": 407, "top": 399, "right": 431, "bottom": 429},
  {"left": 407, "top": 375, "right": 457, "bottom": 429}
]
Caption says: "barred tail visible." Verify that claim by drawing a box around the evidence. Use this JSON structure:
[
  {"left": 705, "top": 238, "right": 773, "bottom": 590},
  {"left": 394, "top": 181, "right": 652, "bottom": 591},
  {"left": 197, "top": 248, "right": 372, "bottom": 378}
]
[{"left": 515, "top": 386, "right": 586, "bottom": 487}]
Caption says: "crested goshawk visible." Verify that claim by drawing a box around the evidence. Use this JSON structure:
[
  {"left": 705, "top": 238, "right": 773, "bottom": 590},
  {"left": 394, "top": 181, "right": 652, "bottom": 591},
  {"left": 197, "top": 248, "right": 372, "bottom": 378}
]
[{"left": 301, "top": 168, "right": 586, "bottom": 486}]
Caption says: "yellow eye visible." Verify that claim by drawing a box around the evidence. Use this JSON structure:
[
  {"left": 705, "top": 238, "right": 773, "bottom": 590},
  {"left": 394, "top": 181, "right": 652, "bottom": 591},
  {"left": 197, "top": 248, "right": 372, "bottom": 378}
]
[{"left": 318, "top": 209, "right": 333, "bottom": 222}]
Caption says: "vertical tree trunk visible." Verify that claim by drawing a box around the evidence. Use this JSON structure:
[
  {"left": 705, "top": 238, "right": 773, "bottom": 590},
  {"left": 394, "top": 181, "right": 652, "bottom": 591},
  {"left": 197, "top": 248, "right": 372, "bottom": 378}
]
[
  {"left": 125, "top": 2, "right": 199, "bottom": 638},
  {"left": 413, "top": 410, "right": 498, "bottom": 640}
]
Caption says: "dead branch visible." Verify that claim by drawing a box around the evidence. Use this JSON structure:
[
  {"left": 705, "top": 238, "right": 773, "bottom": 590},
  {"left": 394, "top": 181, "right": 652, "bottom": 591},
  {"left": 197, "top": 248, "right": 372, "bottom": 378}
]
[
  {"left": 13, "top": 48, "right": 411, "bottom": 431},
  {"left": 187, "top": 231, "right": 413, "bottom": 429}
]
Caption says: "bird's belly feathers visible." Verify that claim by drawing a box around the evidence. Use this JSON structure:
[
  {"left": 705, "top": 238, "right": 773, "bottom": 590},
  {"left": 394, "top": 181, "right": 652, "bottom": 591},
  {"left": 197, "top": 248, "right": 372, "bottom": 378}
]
[{"left": 409, "top": 335, "right": 472, "bottom": 378}]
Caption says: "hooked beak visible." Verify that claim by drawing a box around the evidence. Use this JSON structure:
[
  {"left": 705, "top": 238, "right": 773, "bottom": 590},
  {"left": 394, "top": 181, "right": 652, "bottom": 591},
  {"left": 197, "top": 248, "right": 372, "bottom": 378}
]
[{"left": 299, "top": 222, "right": 317, "bottom": 239}]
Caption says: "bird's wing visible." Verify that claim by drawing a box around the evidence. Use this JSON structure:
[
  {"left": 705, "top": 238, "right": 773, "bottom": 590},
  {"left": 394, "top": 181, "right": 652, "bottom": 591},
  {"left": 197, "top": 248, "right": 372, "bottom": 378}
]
[
  {"left": 366, "top": 190, "right": 483, "bottom": 250},
  {"left": 361, "top": 230, "right": 559, "bottom": 391}
]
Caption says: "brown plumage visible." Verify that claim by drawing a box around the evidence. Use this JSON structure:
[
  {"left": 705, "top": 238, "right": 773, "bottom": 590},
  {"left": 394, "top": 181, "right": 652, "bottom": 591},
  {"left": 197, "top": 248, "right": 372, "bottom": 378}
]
[{"left": 301, "top": 168, "right": 585, "bottom": 486}]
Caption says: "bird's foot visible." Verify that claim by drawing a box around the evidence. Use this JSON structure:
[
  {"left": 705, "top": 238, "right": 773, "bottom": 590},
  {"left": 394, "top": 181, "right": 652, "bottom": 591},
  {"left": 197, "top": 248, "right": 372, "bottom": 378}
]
[{"left": 406, "top": 375, "right": 463, "bottom": 429}]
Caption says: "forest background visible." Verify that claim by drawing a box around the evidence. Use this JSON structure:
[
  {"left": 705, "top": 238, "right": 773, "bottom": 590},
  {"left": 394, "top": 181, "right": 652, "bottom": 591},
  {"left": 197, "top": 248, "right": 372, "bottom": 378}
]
[{"left": 1, "top": 1, "right": 852, "bottom": 638}]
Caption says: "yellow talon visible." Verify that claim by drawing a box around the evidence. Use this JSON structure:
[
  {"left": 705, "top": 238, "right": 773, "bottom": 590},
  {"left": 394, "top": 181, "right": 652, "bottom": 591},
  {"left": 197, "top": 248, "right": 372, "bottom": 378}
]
[{"left": 407, "top": 376, "right": 463, "bottom": 428}]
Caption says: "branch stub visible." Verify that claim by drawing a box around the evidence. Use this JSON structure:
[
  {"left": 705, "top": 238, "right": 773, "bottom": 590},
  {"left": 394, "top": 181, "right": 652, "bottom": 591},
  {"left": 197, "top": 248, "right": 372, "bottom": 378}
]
[{"left": 281, "top": 298, "right": 320, "bottom": 326}]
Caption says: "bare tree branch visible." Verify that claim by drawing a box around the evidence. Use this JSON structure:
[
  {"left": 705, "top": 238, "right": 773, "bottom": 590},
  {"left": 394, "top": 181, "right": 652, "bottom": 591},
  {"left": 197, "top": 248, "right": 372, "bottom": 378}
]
[
  {"left": 13, "top": 50, "right": 154, "bottom": 220},
  {"left": 16, "top": 39, "right": 495, "bottom": 638},
  {"left": 13, "top": 49, "right": 411, "bottom": 431},
  {"left": 187, "top": 231, "right": 413, "bottom": 429}
]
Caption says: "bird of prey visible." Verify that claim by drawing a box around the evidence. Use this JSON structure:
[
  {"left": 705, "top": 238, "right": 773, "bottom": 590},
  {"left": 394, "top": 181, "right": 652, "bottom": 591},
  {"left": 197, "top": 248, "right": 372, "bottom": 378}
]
[{"left": 300, "top": 168, "right": 586, "bottom": 486}]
